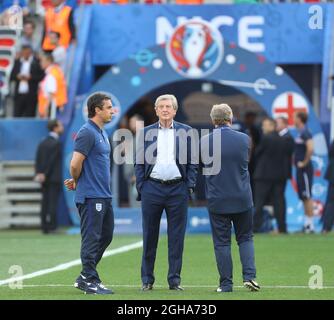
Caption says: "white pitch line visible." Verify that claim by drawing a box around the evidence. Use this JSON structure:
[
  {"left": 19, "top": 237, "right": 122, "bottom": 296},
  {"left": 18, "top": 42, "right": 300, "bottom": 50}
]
[
  {"left": 0, "top": 240, "right": 143, "bottom": 286},
  {"left": 2, "top": 284, "right": 334, "bottom": 289}
]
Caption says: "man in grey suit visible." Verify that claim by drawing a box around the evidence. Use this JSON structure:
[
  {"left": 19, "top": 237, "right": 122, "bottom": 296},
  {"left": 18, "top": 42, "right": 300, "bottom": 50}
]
[{"left": 200, "top": 103, "right": 260, "bottom": 293}]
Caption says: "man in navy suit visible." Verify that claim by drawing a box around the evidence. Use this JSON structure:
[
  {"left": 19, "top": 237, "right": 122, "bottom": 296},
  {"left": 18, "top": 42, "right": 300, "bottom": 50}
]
[
  {"left": 35, "top": 119, "right": 64, "bottom": 234},
  {"left": 201, "top": 103, "right": 260, "bottom": 293},
  {"left": 135, "top": 94, "right": 198, "bottom": 291}
]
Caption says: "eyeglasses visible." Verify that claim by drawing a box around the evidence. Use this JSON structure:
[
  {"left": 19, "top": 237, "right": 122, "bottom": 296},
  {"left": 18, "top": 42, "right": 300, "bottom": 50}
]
[{"left": 156, "top": 104, "right": 173, "bottom": 110}]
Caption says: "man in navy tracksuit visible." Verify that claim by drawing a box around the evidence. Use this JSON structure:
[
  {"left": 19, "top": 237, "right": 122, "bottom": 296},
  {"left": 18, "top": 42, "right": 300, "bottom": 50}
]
[
  {"left": 294, "top": 111, "right": 314, "bottom": 233},
  {"left": 64, "top": 92, "right": 116, "bottom": 295},
  {"left": 201, "top": 103, "right": 260, "bottom": 293},
  {"left": 135, "top": 94, "right": 198, "bottom": 291}
]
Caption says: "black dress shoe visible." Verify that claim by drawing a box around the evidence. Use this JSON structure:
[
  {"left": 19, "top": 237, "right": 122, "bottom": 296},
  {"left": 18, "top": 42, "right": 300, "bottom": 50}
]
[
  {"left": 169, "top": 285, "right": 184, "bottom": 291},
  {"left": 141, "top": 283, "right": 153, "bottom": 291}
]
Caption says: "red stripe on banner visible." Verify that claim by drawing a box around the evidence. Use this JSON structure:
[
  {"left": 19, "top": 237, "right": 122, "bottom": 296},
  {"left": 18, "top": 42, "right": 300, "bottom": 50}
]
[
  {"left": 0, "top": 39, "right": 15, "bottom": 47},
  {"left": 0, "top": 59, "right": 10, "bottom": 67},
  {"left": 42, "top": 0, "right": 53, "bottom": 8},
  {"left": 77, "top": 0, "right": 94, "bottom": 4}
]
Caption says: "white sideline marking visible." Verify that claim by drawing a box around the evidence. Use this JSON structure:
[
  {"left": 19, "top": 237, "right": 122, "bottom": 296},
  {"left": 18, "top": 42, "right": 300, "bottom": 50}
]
[
  {"left": 1, "top": 284, "right": 334, "bottom": 289},
  {"left": 0, "top": 241, "right": 143, "bottom": 286}
]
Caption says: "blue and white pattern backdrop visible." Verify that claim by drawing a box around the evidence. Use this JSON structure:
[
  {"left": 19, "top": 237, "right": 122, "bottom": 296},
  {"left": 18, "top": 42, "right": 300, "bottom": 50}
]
[{"left": 64, "top": 20, "right": 328, "bottom": 234}]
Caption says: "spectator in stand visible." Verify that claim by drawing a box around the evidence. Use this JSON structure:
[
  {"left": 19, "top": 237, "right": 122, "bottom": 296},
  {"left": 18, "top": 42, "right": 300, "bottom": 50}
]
[
  {"left": 42, "top": 0, "right": 76, "bottom": 52},
  {"left": 0, "top": 0, "right": 30, "bottom": 26},
  {"left": 10, "top": 44, "right": 44, "bottom": 117},
  {"left": 16, "top": 19, "right": 40, "bottom": 54},
  {"left": 38, "top": 52, "right": 67, "bottom": 118},
  {"left": 49, "top": 31, "right": 67, "bottom": 73}
]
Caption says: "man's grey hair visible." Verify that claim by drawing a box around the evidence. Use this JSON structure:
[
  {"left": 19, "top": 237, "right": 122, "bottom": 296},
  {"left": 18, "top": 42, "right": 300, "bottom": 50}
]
[
  {"left": 155, "top": 94, "right": 178, "bottom": 111},
  {"left": 210, "top": 104, "right": 233, "bottom": 125}
]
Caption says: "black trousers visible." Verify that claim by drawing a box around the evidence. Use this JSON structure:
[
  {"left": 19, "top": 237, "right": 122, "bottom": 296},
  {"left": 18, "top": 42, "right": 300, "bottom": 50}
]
[
  {"left": 14, "top": 94, "right": 37, "bottom": 117},
  {"left": 323, "top": 183, "right": 334, "bottom": 232},
  {"left": 77, "top": 198, "right": 114, "bottom": 282},
  {"left": 41, "top": 183, "right": 61, "bottom": 233},
  {"left": 253, "top": 180, "right": 287, "bottom": 233}
]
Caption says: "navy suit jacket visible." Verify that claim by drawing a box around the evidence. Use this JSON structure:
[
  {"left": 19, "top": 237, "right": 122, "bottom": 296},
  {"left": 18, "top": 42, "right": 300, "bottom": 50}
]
[
  {"left": 325, "top": 141, "right": 334, "bottom": 184},
  {"left": 253, "top": 131, "right": 287, "bottom": 181},
  {"left": 134, "top": 121, "right": 198, "bottom": 201},
  {"left": 281, "top": 130, "right": 294, "bottom": 180},
  {"left": 201, "top": 125, "right": 253, "bottom": 214},
  {"left": 35, "top": 135, "right": 62, "bottom": 184}
]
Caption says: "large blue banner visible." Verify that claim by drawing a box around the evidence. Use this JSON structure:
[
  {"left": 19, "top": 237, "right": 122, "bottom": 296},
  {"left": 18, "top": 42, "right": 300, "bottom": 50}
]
[
  {"left": 89, "top": 3, "right": 329, "bottom": 65},
  {"left": 0, "top": 120, "right": 48, "bottom": 161},
  {"left": 64, "top": 18, "right": 329, "bottom": 233}
]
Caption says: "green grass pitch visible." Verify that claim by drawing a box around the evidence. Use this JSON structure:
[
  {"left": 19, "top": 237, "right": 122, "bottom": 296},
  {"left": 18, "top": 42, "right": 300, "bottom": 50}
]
[{"left": 0, "top": 230, "right": 333, "bottom": 300}]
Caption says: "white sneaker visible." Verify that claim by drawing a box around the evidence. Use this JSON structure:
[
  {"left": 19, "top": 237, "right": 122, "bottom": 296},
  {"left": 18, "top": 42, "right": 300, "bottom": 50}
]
[
  {"left": 244, "top": 280, "right": 260, "bottom": 292},
  {"left": 303, "top": 225, "right": 315, "bottom": 234}
]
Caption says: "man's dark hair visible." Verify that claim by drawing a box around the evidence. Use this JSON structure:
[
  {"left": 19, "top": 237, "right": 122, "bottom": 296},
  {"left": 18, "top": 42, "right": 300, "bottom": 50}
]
[
  {"left": 42, "top": 52, "right": 54, "bottom": 63},
  {"left": 263, "top": 117, "right": 276, "bottom": 127},
  {"left": 276, "top": 116, "right": 289, "bottom": 125},
  {"left": 50, "top": 31, "right": 61, "bottom": 39},
  {"left": 47, "top": 119, "right": 59, "bottom": 132},
  {"left": 245, "top": 111, "right": 257, "bottom": 118},
  {"left": 24, "top": 19, "right": 35, "bottom": 29},
  {"left": 296, "top": 111, "right": 308, "bottom": 124},
  {"left": 87, "top": 93, "right": 111, "bottom": 118},
  {"left": 21, "top": 44, "right": 32, "bottom": 51}
]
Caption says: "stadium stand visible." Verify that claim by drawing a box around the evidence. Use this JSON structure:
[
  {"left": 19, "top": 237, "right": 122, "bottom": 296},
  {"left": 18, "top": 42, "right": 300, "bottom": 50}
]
[
  {"left": 0, "top": 161, "right": 42, "bottom": 228},
  {"left": 0, "top": 27, "right": 17, "bottom": 116}
]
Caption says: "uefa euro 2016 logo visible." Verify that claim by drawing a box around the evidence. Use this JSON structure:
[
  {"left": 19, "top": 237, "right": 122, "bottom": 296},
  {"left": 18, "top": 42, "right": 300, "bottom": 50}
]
[{"left": 166, "top": 20, "right": 223, "bottom": 79}]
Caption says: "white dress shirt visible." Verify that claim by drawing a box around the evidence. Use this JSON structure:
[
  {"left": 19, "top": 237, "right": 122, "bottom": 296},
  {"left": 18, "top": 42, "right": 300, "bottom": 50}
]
[
  {"left": 41, "top": 65, "right": 57, "bottom": 97},
  {"left": 279, "top": 128, "right": 289, "bottom": 137},
  {"left": 18, "top": 56, "right": 33, "bottom": 94},
  {"left": 52, "top": 46, "right": 67, "bottom": 73},
  {"left": 49, "top": 132, "right": 59, "bottom": 140},
  {"left": 150, "top": 122, "right": 182, "bottom": 181}
]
